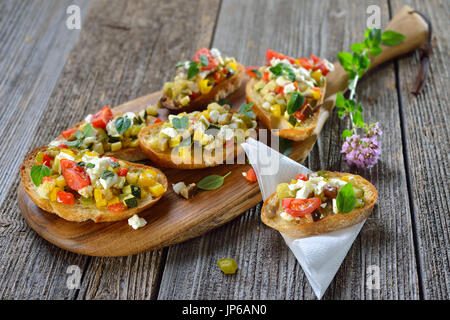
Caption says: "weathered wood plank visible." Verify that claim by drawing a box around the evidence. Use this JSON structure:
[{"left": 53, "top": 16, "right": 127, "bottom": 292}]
[
  {"left": 391, "top": 0, "right": 450, "bottom": 300},
  {"left": 158, "top": 0, "right": 420, "bottom": 300},
  {"left": 0, "top": 0, "right": 91, "bottom": 299}
]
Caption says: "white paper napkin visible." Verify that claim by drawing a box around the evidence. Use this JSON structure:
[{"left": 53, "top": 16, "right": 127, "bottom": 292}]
[{"left": 242, "top": 138, "right": 365, "bottom": 299}]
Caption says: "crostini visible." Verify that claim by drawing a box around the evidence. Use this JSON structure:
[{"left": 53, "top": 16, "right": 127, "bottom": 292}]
[
  {"left": 246, "top": 50, "right": 333, "bottom": 141},
  {"left": 261, "top": 171, "right": 377, "bottom": 238},
  {"left": 51, "top": 105, "right": 158, "bottom": 162},
  {"left": 139, "top": 102, "right": 257, "bottom": 169},
  {"left": 20, "top": 146, "right": 168, "bottom": 222},
  {"left": 160, "top": 47, "right": 245, "bottom": 113}
]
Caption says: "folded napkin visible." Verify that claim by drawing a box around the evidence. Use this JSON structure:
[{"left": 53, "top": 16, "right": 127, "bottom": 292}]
[{"left": 241, "top": 138, "right": 365, "bottom": 299}]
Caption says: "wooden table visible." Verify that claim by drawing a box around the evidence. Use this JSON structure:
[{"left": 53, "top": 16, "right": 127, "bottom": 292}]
[{"left": 1, "top": 0, "right": 448, "bottom": 300}]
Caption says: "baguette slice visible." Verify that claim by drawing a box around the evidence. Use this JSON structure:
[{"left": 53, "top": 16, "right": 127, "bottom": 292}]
[
  {"left": 261, "top": 171, "right": 377, "bottom": 238},
  {"left": 138, "top": 122, "right": 245, "bottom": 169},
  {"left": 246, "top": 78, "right": 326, "bottom": 141},
  {"left": 20, "top": 147, "right": 168, "bottom": 223},
  {"left": 160, "top": 62, "right": 245, "bottom": 113}
]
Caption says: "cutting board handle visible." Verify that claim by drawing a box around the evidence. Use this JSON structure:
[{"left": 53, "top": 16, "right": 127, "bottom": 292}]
[{"left": 325, "top": 5, "right": 429, "bottom": 97}]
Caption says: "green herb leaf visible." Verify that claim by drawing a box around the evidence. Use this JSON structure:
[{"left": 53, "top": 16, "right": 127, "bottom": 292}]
[
  {"left": 369, "top": 28, "right": 382, "bottom": 46},
  {"left": 218, "top": 98, "right": 232, "bottom": 107},
  {"left": 269, "top": 63, "right": 295, "bottom": 81},
  {"left": 238, "top": 102, "right": 254, "bottom": 117},
  {"left": 65, "top": 139, "right": 82, "bottom": 148},
  {"left": 172, "top": 115, "right": 189, "bottom": 130},
  {"left": 175, "top": 61, "right": 186, "bottom": 68},
  {"left": 110, "top": 161, "right": 120, "bottom": 168},
  {"left": 336, "top": 182, "right": 356, "bottom": 213},
  {"left": 352, "top": 109, "right": 364, "bottom": 128},
  {"left": 287, "top": 92, "right": 305, "bottom": 115},
  {"left": 279, "top": 138, "right": 292, "bottom": 156},
  {"left": 75, "top": 130, "right": 84, "bottom": 140},
  {"left": 197, "top": 172, "right": 231, "bottom": 191},
  {"left": 350, "top": 43, "right": 365, "bottom": 54},
  {"left": 30, "top": 164, "right": 51, "bottom": 186},
  {"left": 250, "top": 68, "right": 262, "bottom": 79},
  {"left": 115, "top": 117, "right": 132, "bottom": 135},
  {"left": 100, "top": 170, "right": 115, "bottom": 180},
  {"left": 342, "top": 129, "right": 353, "bottom": 139},
  {"left": 199, "top": 54, "right": 209, "bottom": 67},
  {"left": 370, "top": 45, "right": 382, "bottom": 56},
  {"left": 187, "top": 61, "right": 200, "bottom": 79},
  {"left": 381, "top": 30, "right": 406, "bottom": 46},
  {"left": 85, "top": 163, "right": 95, "bottom": 169},
  {"left": 337, "top": 52, "right": 353, "bottom": 70},
  {"left": 83, "top": 123, "right": 94, "bottom": 137}
]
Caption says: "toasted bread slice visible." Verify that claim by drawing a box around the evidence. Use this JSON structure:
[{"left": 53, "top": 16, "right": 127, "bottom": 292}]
[
  {"left": 246, "top": 78, "right": 326, "bottom": 141},
  {"left": 20, "top": 147, "right": 168, "bottom": 223},
  {"left": 138, "top": 122, "right": 245, "bottom": 169},
  {"left": 160, "top": 62, "right": 245, "bottom": 113},
  {"left": 261, "top": 172, "right": 377, "bottom": 238}
]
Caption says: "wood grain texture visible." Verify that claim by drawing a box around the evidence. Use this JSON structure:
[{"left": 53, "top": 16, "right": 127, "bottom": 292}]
[
  {"left": 391, "top": 0, "right": 450, "bottom": 300},
  {"left": 0, "top": 0, "right": 91, "bottom": 300},
  {"left": 157, "top": 0, "right": 420, "bottom": 300}
]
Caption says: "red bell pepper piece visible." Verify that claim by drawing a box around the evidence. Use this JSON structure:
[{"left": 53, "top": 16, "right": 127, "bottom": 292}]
[
  {"left": 262, "top": 71, "right": 270, "bottom": 82},
  {"left": 296, "top": 173, "right": 308, "bottom": 181},
  {"left": 56, "top": 191, "right": 75, "bottom": 205},
  {"left": 42, "top": 152, "right": 53, "bottom": 168},
  {"left": 107, "top": 202, "right": 126, "bottom": 212},
  {"left": 61, "top": 128, "right": 77, "bottom": 139},
  {"left": 117, "top": 167, "right": 128, "bottom": 177}
]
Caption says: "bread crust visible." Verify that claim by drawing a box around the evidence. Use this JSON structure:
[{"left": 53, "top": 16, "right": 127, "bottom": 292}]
[
  {"left": 160, "top": 62, "right": 245, "bottom": 113},
  {"left": 138, "top": 122, "right": 245, "bottom": 169},
  {"left": 261, "top": 172, "right": 378, "bottom": 238},
  {"left": 20, "top": 147, "right": 168, "bottom": 223},
  {"left": 245, "top": 78, "right": 326, "bottom": 141}
]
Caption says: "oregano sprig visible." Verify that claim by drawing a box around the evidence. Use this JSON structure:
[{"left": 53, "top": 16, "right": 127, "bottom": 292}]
[{"left": 336, "top": 28, "right": 405, "bottom": 168}]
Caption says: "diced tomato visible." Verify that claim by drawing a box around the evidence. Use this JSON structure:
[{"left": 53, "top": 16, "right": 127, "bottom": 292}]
[
  {"left": 56, "top": 191, "right": 75, "bottom": 205},
  {"left": 266, "top": 49, "right": 296, "bottom": 65},
  {"left": 107, "top": 202, "right": 126, "bottom": 212},
  {"left": 42, "top": 176, "right": 53, "bottom": 183},
  {"left": 90, "top": 106, "right": 114, "bottom": 129},
  {"left": 61, "top": 128, "right": 77, "bottom": 139},
  {"left": 310, "top": 54, "right": 321, "bottom": 64},
  {"left": 42, "top": 152, "right": 53, "bottom": 167},
  {"left": 245, "top": 66, "right": 260, "bottom": 79},
  {"left": 282, "top": 197, "right": 321, "bottom": 217},
  {"left": 189, "top": 91, "right": 201, "bottom": 101},
  {"left": 57, "top": 144, "right": 68, "bottom": 149},
  {"left": 213, "top": 71, "right": 222, "bottom": 83},
  {"left": 193, "top": 47, "right": 218, "bottom": 71},
  {"left": 274, "top": 86, "right": 284, "bottom": 96},
  {"left": 313, "top": 61, "right": 330, "bottom": 75},
  {"left": 117, "top": 167, "right": 128, "bottom": 177},
  {"left": 154, "top": 118, "right": 162, "bottom": 124},
  {"left": 244, "top": 168, "right": 257, "bottom": 182},
  {"left": 296, "top": 57, "right": 313, "bottom": 70},
  {"left": 262, "top": 71, "right": 270, "bottom": 82},
  {"left": 293, "top": 111, "right": 305, "bottom": 121},
  {"left": 109, "top": 157, "right": 118, "bottom": 162},
  {"left": 60, "top": 159, "right": 91, "bottom": 191},
  {"left": 296, "top": 173, "right": 308, "bottom": 181}
]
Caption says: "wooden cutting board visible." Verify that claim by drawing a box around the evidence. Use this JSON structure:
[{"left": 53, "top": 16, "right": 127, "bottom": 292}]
[{"left": 17, "top": 6, "right": 428, "bottom": 256}]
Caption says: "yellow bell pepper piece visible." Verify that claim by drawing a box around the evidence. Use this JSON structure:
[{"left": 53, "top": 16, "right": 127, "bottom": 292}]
[
  {"left": 108, "top": 197, "right": 120, "bottom": 206},
  {"left": 311, "top": 70, "right": 322, "bottom": 82},
  {"left": 94, "top": 188, "right": 107, "bottom": 208},
  {"left": 84, "top": 151, "right": 98, "bottom": 157},
  {"left": 55, "top": 176, "right": 67, "bottom": 188},
  {"left": 61, "top": 149, "right": 75, "bottom": 157},
  {"left": 50, "top": 187, "right": 62, "bottom": 202},
  {"left": 198, "top": 79, "right": 212, "bottom": 95},
  {"left": 169, "top": 136, "right": 181, "bottom": 148},
  {"left": 149, "top": 183, "right": 165, "bottom": 197},
  {"left": 270, "top": 104, "right": 282, "bottom": 118},
  {"left": 312, "top": 88, "right": 321, "bottom": 100},
  {"left": 228, "top": 61, "right": 237, "bottom": 72},
  {"left": 138, "top": 171, "right": 156, "bottom": 187}
]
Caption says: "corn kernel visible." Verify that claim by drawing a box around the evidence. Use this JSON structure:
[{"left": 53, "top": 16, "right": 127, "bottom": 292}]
[
  {"left": 228, "top": 61, "right": 237, "bottom": 72},
  {"left": 149, "top": 183, "right": 165, "bottom": 197},
  {"left": 141, "top": 188, "right": 148, "bottom": 199}
]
